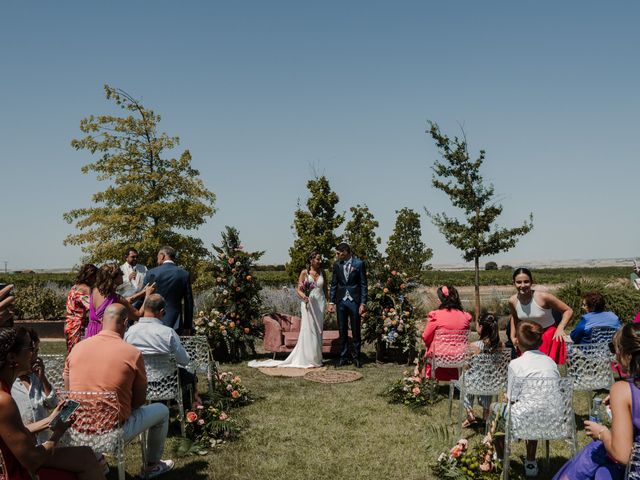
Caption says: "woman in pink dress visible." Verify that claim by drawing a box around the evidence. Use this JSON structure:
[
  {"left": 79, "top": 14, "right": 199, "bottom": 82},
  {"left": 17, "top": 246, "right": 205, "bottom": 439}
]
[
  {"left": 508, "top": 267, "right": 573, "bottom": 364},
  {"left": 422, "top": 285, "right": 471, "bottom": 380},
  {"left": 64, "top": 264, "right": 97, "bottom": 352},
  {"left": 84, "top": 264, "right": 152, "bottom": 338}
]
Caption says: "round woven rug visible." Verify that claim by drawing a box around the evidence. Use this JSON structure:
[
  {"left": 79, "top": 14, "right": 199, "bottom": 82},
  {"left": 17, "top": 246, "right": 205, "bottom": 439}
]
[
  {"left": 304, "top": 369, "right": 363, "bottom": 384},
  {"left": 257, "top": 366, "right": 326, "bottom": 377}
]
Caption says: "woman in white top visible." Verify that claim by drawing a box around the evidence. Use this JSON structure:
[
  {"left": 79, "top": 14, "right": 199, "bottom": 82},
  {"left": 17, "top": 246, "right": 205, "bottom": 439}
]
[{"left": 508, "top": 267, "right": 573, "bottom": 364}]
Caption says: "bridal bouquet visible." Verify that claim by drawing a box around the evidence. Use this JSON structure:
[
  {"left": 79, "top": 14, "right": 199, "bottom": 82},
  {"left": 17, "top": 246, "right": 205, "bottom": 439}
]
[{"left": 299, "top": 278, "right": 316, "bottom": 309}]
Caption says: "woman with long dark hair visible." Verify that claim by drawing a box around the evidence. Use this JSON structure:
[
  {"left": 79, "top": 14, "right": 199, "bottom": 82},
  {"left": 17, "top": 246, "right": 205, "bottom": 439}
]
[
  {"left": 553, "top": 322, "right": 640, "bottom": 479},
  {"left": 508, "top": 267, "right": 572, "bottom": 364},
  {"left": 422, "top": 285, "right": 471, "bottom": 380},
  {"left": 249, "top": 250, "right": 328, "bottom": 368},
  {"left": 85, "top": 264, "right": 153, "bottom": 338},
  {"left": 0, "top": 327, "right": 104, "bottom": 479},
  {"left": 64, "top": 264, "right": 97, "bottom": 352}
]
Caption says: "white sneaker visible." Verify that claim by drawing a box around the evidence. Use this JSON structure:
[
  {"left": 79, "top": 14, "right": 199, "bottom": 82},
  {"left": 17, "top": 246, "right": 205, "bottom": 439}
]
[
  {"left": 144, "top": 459, "right": 175, "bottom": 479},
  {"left": 524, "top": 459, "right": 539, "bottom": 477}
]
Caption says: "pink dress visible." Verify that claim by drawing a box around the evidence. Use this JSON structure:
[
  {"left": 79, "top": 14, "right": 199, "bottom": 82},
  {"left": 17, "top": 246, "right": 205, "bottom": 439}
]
[
  {"left": 422, "top": 308, "right": 471, "bottom": 381},
  {"left": 84, "top": 292, "right": 119, "bottom": 338}
]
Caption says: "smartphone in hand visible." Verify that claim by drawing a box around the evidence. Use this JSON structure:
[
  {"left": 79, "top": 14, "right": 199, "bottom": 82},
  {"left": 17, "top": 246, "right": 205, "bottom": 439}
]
[{"left": 50, "top": 400, "right": 81, "bottom": 429}]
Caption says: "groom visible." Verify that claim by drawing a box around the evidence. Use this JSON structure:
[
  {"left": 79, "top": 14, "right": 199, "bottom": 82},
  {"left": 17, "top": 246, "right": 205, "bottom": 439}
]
[{"left": 328, "top": 242, "right": 368, "bottom": 368}]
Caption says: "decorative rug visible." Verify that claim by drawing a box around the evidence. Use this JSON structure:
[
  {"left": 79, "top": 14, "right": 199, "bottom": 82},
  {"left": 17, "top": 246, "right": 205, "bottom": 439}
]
[
  {"left": 257, "top": 366, "right": 327, "bottom": 377},
  {"left": 304, "top": 370, "right": 363, "bottom": 384}
]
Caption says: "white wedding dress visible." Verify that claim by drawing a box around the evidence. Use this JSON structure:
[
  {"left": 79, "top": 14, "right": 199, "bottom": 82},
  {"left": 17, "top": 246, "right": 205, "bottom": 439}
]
[{"left": 248, "top": 273, "right": 325, "bottom": 368}]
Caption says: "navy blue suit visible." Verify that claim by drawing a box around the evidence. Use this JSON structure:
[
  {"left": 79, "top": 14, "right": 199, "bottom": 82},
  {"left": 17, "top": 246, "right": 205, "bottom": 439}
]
[
  {"left": 144, "top": 262, "right": 194, "bottom": 333},
  {"left": 329, "top": 256, "right": 368, "bottom": 360}
]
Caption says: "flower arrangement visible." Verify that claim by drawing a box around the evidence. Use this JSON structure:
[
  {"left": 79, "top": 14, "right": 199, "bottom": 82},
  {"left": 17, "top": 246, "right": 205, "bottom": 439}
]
[
  {"left": 362, "top": 265, "right": 418, "bottom": 357},
  {"left": 431, "top": 436, "right": 504, "bottom": 479},
  {"left": 212, "top": 371, "right": 254, "bottom": 409},
  {"left": 176, "top": 403, "right": 242, "bottom": 456},
  {"left": 199, "top": 226, "right": 265, "bottom": 361},
  {"left": 385, "top": 356, "right": 438, "bottom": 409}
]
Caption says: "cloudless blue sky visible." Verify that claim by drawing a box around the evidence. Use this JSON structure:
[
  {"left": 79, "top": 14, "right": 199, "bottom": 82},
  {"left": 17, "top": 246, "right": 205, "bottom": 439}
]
[{"left": 1, "top": 1, "right": 638, "bottom": 270}]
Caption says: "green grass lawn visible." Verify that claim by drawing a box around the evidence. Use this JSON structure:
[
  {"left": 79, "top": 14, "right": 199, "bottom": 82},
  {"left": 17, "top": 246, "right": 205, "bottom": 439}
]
[{"left": 41, "top": 341, "right": 593, "bottom": 480}]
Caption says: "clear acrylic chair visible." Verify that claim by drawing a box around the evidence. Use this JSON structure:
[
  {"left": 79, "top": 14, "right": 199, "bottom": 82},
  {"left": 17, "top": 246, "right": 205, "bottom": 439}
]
[
  {"left": 58, "top": 390, "right": 148, "bottom": 480},
  {"left": 503, "top": 377, "right": 577, "bottom": 480},
  {"left": 566, "top": 342, "right": 614, "bottom": 407},
  {"left": 430, "top": 329, "right": 469, "bottom": 400},
  {"left": 40, "top": 354, "right": 66, "bottom": 392},
  {"left": 586, "top": 326, "right": 618, "bottom": 345},
  {"left": 449, "top": 347, "right": 511, "bottom": 436},
  {"left": 142, "top": 353, "right": 185, "bottom": 437},
  {"left": 180, "top": 335, "right": 215, "bottom": 395},
  {"left": 627, "top": 442, "right": 640, "bottom": 479}
]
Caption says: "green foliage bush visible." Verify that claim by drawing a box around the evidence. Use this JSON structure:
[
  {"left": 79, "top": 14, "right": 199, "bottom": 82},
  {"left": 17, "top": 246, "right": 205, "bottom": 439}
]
[
  {"left": 13, "top": 283, "right": 67, "bottom": 320},
  {"left": 555, "top": 279, "right": 640, "bottom": 327}
]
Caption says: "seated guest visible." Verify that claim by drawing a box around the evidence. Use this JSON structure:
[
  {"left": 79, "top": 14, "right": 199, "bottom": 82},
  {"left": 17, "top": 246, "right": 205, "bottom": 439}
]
[
  {"left": 85, "top": 264, "right": 154, "bottom": 339},
  {"left": 462, "top": 313, "right": 502, "bottom": 428},
  {"left": 553, "top": 322, "right": 640, "bottom": 479},
  {"left": 124, "top": 294, "right": 201, "bottom": 408},
  {"left": 12, "top": 329, "right": 59, "bottom": 445},
  {"left": 422, "top": 285, "right": 471, "bottom": 380},
  {"left": 0, "top": 327, "right": 104, "bottom": 480},
  {"left": 490, "top": 320, "right": 560, "bottom": 478},
  {"left": 64, "top": 304, "right": 174, "bottom": 478},
  {"left": 570, "top": 292, "right": 621, "bottom": 344}
]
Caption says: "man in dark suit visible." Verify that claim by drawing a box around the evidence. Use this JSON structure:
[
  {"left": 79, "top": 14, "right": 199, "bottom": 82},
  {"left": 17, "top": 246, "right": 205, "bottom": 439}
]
[
  {"left": 143, "top": 246, "right": 194, "bottom": 334},
  {"left": 328, "top": 242, "right": 368, "bottom": 368}
]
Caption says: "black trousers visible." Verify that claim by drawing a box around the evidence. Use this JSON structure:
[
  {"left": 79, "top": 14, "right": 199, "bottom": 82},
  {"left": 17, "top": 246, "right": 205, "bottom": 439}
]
[{"left": 337, "top": 299, "right": 361, "bottom": 360}]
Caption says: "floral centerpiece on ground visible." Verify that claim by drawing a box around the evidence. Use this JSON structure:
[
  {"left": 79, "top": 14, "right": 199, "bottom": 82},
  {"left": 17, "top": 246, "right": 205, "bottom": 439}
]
[
  {"left": 362, "top": 264, "right": 417, "bottom": 360},
  {"left": 385, "top": 354, "right": 438, "bottom": 409},
  {"left": 176, "top": 403, "right": 242, "bottom": 456},
  {"left": 212, "top": 371, "right": 254, "bottom": 409},
  {"left": 196, "top": 226, "right": 264, "bottom": 361}
]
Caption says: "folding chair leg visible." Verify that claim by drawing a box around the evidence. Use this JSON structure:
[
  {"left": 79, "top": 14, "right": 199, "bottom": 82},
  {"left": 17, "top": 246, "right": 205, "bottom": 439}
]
[
  {"left": 140, "top": 431, "right": 149, "bottom": 480},
  {"left": 545, "top": 439, "right": 550, "bottom": 468},
  {"left": 206, "top": 366, "right": 214, "bottom": 397},
  {"left": 118, "top": 449, "right": 126, "bottom": 480},
  {"left": 448, "top": 382, "right": 454, "bottom": 419}
]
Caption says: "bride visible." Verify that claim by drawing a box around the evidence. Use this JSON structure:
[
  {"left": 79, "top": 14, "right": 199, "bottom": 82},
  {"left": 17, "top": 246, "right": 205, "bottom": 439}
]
[{"left": 249, "top": 251, "right": 327, "bottom": 368}]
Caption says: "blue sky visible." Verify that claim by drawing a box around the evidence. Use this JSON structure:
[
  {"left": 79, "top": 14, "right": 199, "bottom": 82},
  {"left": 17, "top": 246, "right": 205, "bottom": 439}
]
[{"left": 1, "top": 1, "right": 638, "bottom": 270}]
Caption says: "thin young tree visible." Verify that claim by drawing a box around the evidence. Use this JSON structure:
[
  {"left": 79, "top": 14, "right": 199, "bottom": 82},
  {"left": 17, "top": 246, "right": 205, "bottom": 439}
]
[
  {"left": 63, "top": 85, "right": 216, "bottom": 274},
  {"left": 426, "top": 121, "right": 533, "bottom": 318},
  {"left": 343, "top": 204, "right": 382, "bottom": 276},
  {"left": 385, "top": 208, "right": 433, "bottom": 279},
  {"left": 286, "top": 175, "right": 344, "bottom": 281}
]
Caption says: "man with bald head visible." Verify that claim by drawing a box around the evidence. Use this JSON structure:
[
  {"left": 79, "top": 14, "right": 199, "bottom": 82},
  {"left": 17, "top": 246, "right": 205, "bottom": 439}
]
[{"left": 65, "top": 303, "right": 174, "bottom": 478}]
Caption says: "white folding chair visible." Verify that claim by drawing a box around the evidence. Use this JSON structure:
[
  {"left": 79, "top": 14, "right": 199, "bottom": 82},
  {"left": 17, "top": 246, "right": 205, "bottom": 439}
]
[
  {"left": 58, "top": 390, "right": 148, "bottom": 480},
  {"left": 142, "top": 353, "right": 185, "bottom": 437},
  {"left": 180, "top": 335, "right": 215, "bottom": 395},
  {"left": 503, "top": 377, "right": 577, "bottom": 480}
]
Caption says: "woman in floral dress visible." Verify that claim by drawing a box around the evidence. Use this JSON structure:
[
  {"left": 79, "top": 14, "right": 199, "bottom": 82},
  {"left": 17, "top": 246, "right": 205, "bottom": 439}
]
[{"left": 64, "top": 264, "right": 97, "bottom": 352}]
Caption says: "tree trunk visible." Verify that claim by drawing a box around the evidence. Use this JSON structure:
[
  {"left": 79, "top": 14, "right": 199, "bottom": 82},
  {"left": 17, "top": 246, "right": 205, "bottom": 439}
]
[{"left": 474, "top": 255, "right": 480, "bottom": 320}]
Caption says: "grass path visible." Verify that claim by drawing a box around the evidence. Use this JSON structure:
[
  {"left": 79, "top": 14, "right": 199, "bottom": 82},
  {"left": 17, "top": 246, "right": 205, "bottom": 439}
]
[{"left": 41, "top": 342, "right": 592, "bottom": 480}]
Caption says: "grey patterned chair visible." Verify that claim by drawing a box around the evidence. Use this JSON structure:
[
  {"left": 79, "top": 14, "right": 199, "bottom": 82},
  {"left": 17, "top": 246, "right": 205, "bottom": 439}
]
[
  {"left": 503, "top": 377, "right": 577, "bottom": 480},
  {"left": 449, "top": 347, "right": 511, "bottom": 436},
  {"left": 58, "top": 390, "right": 148, "bottom": 480},
  {"left": 40, "top": 354, "right": 66, "bottom": 392},
  {"left": 142, "top": 353, "right": 185, "bottom": 437},
  {"left": 180, "top": 335, "right": 215, "bottom": 395},
  {"left": 430, "top": 329, "right": 469, "bottom": 399}
]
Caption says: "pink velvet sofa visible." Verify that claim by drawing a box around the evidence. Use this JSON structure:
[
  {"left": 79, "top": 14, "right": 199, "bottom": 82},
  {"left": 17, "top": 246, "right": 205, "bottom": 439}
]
[{"left": 262, "top": 313, "right": 351, "bottom": 357}]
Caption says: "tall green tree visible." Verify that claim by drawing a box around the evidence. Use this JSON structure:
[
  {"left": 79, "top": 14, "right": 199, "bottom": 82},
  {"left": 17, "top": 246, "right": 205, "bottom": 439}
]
[
  {"left": 343, "top": 204, "right": 382, "bottom": 276},
  {"left": 426, "top": 121, "right": 533, "bottom": 319},
  {"left": 63, "top": 85, "right": 216, "bottom": 275},
  {"left": 385, "top": 208, "right": 433, "bottom": 278},
  {"left": 286, "top": 176, "right": 344, "bottom": 281}
]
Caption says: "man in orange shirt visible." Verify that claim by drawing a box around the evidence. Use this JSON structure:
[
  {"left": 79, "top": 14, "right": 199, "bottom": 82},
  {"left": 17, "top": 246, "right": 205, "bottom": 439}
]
[{"left": 64, "top": 304, "right": 174, "bottom": 478}]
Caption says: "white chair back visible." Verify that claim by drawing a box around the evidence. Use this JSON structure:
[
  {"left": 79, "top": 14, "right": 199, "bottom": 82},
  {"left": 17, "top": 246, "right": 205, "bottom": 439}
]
[
  {"left": 180, "top": 335, "right": 215, "bottom": 394},
  {"left": 627, "top": 442, "right": 640, "bottom": 479},
  {"left": 142, "top": 353, "right": 185, "bottom": 436},
  {"left": 566, "top": 343, "right": 614, "bottom": 392},
  {"left": 432, "top": 329, "right": 469, "bottom": 370},
  {"left": 40, "top": 354, "right": 66, "bottom": 392},
  {"left": 461, "top": 347, "right": 511, "bottom": 396}
]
